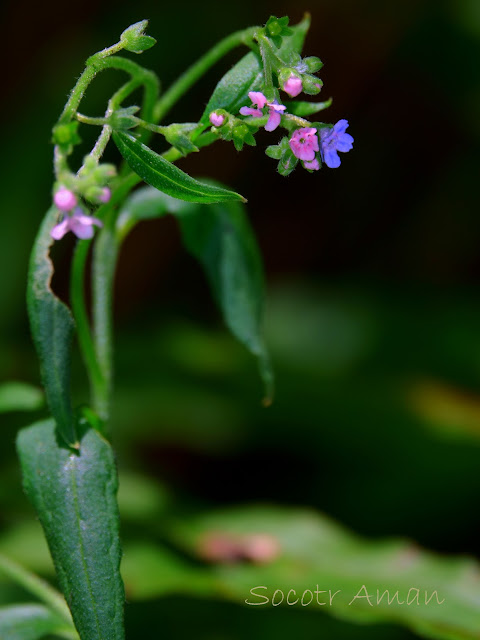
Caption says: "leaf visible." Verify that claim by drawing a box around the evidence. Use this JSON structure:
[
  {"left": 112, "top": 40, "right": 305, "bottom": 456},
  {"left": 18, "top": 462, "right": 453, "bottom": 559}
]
[
  {"left": 0, "top": 382, "right": 43, "bottom": 413},
  {"left": 0, "top": 604, "right": 75, "bottom": 640},
  {"left": 200, "top": 52, "right": 263, "bottom": 126},
  {"left": 287, "top": 98, "right": 332, "bottom": 116},
  {"left": 113, "top": 131, "right": 246, "bottom": 204},
  {"left": 115, "top": 186, "right": 273, "bottom": 401},
  {"left": 165, "top": 505, "right": 480, "bottom": 640},
  {"left": 17, "top": 418, "right": 125, "bottom": 640},
  {"left": 199, "top": 15, "right": 311, "bottom": 126},
  {"left": 27, "top": 206, "right": 77, "bottom": 446}
]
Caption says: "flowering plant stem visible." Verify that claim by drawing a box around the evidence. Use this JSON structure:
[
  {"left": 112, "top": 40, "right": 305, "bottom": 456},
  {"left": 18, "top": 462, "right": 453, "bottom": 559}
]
[{"left": 66, "top": 27, "right": 257, "bottom": 422}]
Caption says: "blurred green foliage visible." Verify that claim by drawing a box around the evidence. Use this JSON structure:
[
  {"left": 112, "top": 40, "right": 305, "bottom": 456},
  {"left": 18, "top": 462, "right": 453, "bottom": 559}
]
[{"left": 1, "top": 0, "right": 480, "bottom": 638}]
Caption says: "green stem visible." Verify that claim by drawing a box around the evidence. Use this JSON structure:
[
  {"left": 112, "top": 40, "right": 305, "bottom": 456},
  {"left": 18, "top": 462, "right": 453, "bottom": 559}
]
[
  {"left": 70, "top": 27, "right": 254, "bottom": 421},
  {"left": 0, "top": 553, "right": 75, "bottom": 628},
  {"left": 70, "top": 240, "right": 107, "bottom": 413},
  {"left": 153, "top": 26, "right": 258, "bottom": 123},
  {"left": 89, "top": 128, "right": 222, "bottom": 420},
  {"left": 258, "top": 37, "right": 274, "bottom": 94},
  {"left": 76, "top": 113, "right": 109, "bottom": 126},
  {"left": 70, "top": 73, "right": 160, "bottom": 414}
]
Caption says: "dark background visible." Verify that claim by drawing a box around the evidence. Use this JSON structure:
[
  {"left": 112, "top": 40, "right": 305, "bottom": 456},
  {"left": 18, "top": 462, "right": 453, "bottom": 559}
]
[{"left": 1, "top": 0, "right": 480, "bottom": 638}]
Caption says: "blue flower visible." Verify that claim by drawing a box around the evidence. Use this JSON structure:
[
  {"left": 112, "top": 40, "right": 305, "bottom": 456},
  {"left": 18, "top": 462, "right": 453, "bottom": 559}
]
[{"left": 320, "top": 119, "right": 354, "bottom": 168}]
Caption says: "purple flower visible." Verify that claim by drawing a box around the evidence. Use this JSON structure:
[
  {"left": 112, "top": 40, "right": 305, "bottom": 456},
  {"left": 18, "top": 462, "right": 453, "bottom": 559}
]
[
  {"left": 239, "top": 92, "right": 286, "bottom": 132},
  {"left": 282, "top": 74, "right": 302, "bottom": 97},
  {"left": 54, "top": 187, "right": 77, "bottom": 212},
  {"left": 209, "top": 111, "right": 225, "bottom": 127},
  {"left": 320, "top": 119, "right": 354, "bottom": 168},
  {"left": 289, "top": 127, "right": 319, "bottom": 161},
  {"left": 51, "top": 207, "right": 103, "bottom": 241}
]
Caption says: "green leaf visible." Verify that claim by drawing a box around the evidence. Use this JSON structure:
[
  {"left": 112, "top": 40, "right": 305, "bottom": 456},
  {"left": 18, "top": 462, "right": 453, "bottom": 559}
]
[
  {"left": 27, "top": 206, "right": 77, "bottom": 446},
  {"left": 116, "top": 187, "right": 273, "bottom": 401},
  {"left": 200, "top": 52, "right": 263, "bottom": 127},
  {"left": 200, "top": 15, "right": 310, "bottom": 126},
  {"left": 166, "top": 505, "right": 480, "bottom": 640},
  {"left": 287, "top": 98, "right": 332, "bottom": 116},
  {"left": 123, "top": 35, "right": 156, "bottom": 53},
  {"left": 0, "top": 382, "right": 43, "bottom": 413},
  {"left": 113, "top": 131, "right": 246, "bottom": 204},
  {"left": 0, "top": 604, "right": 75, "bottom": 640},
  {"left": 17, "top": 419, "right": 125, "bottom": 640}
]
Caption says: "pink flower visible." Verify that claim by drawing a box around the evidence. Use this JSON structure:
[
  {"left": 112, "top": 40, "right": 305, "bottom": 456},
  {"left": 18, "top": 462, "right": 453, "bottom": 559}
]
[
  {"left": 265, "top": 100, "right": 286, "bottom": 132},
  {"left": 239, "top": 92, "right": 286, "bottom": 132},
  {"left": 289, "top": 128, "right": 319, "bottom": 161},
  {"left": 54, "top": 187, "right": 77, "bottom": 212},
  {"left": 51, "top": 207, "right": 103, "bottom": 241},
  {"left": 282, "top": 74, "right": 302, "bottom": 97},
  {"left": 239, "top": 91, "right": 267, "bottom": 118},
  {"left": 303, "top": 158, "right": 320, "bottom": 171},
  {"left": 209, "top": 111, "right": 225, "bottom": 127}
]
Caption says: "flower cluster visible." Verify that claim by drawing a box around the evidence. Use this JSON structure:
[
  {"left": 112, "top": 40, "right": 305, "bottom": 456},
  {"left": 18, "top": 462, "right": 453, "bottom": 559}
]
[
  {"left": 50, "top": 158, "right": 116, "bottom": 241},
  {"left": 208, "top": 15, "right": 353, "bottom": 176},
  {"left": 51, "top": 187, "right": 104, "bottom": 240},
  {"left": 239, "top": 92, "right": 286, "bottom": 132}
]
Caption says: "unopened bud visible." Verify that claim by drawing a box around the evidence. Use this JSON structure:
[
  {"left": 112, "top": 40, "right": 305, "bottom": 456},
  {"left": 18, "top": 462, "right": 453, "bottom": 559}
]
[
  {"left": 209, "top": 111, "right": 226, "bottom": 127},
  {"left": 84, "top": 186, "right": 110, "bottom": 203},
  {"left": 54, "top": 187, "right": 77, "bottom": 212},
  {"left": 98, "top": 187, "right": 111, "bottom": 203},
  {"left": 279, "top": 70, "right": 303, "bottom": 97},
  {"left": 302, "top": 75, "right": 323, "bottom": 96}
]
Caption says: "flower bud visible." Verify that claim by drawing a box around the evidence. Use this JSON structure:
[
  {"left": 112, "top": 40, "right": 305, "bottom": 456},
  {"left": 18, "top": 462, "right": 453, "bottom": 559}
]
[
  {"left": 209, "top": 111, "right": 226, "bottom": 127},
  {"left": 279, "top": 69, "right": 302, "bottom": 97},
  {"left": 98, "top": 187, "right": 111, "bottom": 203},
  {"left": 303, "top": 56, "right": 323, "bottom": 73},
  {"left": 84, "top": 186, "right": 110, "bottom": 204},
  {"left": 302, "top": 75, "right": 323, "bottom": 96},
  {"left": 93, "top": 164, "right": 117, "bottom": 181},
  {"left": 120, "top": 20, "right": 156, "bottom": 53},
  {"left": 54, "top": 187, "right": 77, "bottom": 211}
]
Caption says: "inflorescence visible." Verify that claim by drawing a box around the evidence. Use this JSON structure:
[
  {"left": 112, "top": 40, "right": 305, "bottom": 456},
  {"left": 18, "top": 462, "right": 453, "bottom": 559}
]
[{"left": 50, "top": 15, "right": 353, "bottom": 241}]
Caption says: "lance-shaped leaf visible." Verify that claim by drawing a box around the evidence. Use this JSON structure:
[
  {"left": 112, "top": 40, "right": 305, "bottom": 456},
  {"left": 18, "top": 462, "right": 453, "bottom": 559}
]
[
  {"left": 200, "top": 14, "right": 311, "bottom": 126},
  {"left": 116, "top": 186, "right": 273, "bottom": 401},
  {"left": 287, "top": 98, "right": 332, "bottom": 116},
  {"left": 113, "top": 132, "right": 245, "bottom": 204},
  {"left": 17, "top": 419, "right": 125, "bottom": 640},
  {"left": 0, "top": 604, "right": 75, "bottom": 640},
  {"left": 27, "top": 207, "right": 76, "bottom": 446}
]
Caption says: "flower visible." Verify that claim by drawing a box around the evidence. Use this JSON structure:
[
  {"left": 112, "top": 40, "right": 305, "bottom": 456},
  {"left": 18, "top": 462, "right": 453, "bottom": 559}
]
[
  {"left": 320, "top": 119, "right": 354, "bottom": 168},
  {"left": 282, "top": 74, "right": 302, "bottom": 97},
  {"left": 289, "top": 127, "right": 319, "bottom": 161},
  {"left": 239, "top": 91, "right": 267, "bottom": 118},
  {"left": 303, "top": 158, "right": 320, "bottom": 171},
  {"left": 265, "top": 100, "right": 286, "bottom": 132},
  {"left": 209, "top": 111, "right": 225, "bottom": 127},
  {"left": 239, "top": 92, "right": 286, "bottom": 132},
  {"left": 54, "top": 187, "right": 77, "bottom": 212},
  {"left": 51, "top": 207, "right": 103, "bottom": 241}
]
